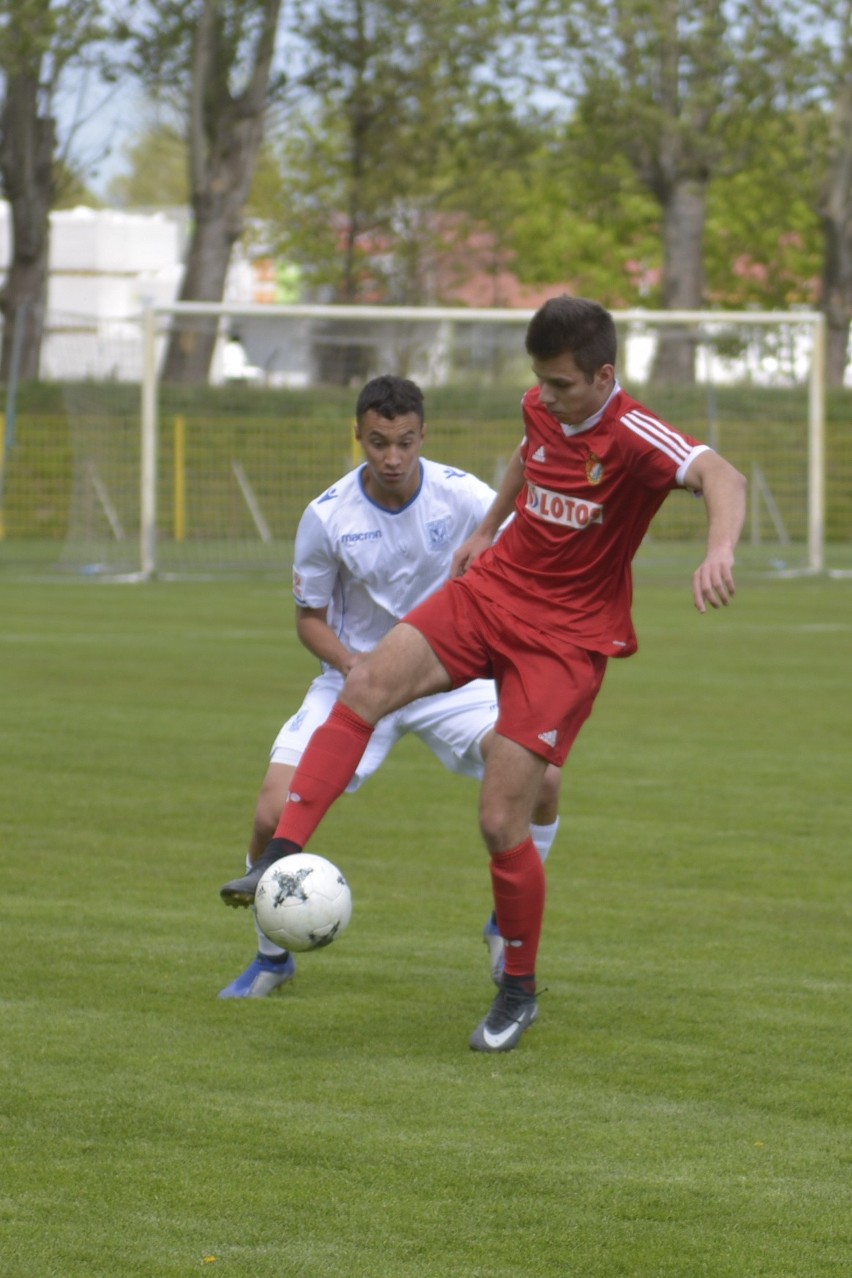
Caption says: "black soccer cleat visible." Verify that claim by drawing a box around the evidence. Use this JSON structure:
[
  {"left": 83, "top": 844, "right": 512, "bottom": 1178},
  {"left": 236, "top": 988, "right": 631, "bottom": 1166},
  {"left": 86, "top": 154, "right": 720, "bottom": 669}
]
[
  {"left": 469, "top": 978, "right": 539, "bottom": 1053},
  {"left": 219, "top": 838, "right": 299, "bottom": 908}
]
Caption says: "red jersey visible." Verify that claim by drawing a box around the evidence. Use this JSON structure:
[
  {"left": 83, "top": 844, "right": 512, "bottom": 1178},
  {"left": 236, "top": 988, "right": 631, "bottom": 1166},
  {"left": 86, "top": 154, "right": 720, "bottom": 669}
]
[{"left": 464, "top": 384, "right": 709, "bottom": 657}]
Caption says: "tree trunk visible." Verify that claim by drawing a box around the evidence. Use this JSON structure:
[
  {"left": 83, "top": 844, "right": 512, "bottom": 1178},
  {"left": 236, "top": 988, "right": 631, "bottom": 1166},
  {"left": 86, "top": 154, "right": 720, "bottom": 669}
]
[
  {"left": 160, "top": 180, "right": 249, "bottom": 385},
  {"left": 161, "top": 0, "right": 283, "bottom": 385},
  {"left": 0, "top": 70, "right": 55, "bottom": 382},
  {"left": 820, "top": 210, "right": 852, "bottom": 387},
  {"left": 819, "top": 79, "right": 852, "bottom": 388},
  {"left": 650, "top": 178, "right": 707, "bottom": 384}
]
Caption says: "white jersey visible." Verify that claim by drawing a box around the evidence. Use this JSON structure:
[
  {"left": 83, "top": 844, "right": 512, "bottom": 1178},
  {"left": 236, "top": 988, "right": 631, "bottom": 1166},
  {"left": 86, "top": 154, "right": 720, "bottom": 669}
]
[{"left": 293, "top": 459, "right": 497, "bottom": 660}]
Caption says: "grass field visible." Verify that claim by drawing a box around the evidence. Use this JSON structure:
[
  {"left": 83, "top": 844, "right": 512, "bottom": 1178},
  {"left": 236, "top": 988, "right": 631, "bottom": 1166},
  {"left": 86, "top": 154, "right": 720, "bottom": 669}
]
[{"left": 1, "top": 573, "right": 850, "bottom": 1277}]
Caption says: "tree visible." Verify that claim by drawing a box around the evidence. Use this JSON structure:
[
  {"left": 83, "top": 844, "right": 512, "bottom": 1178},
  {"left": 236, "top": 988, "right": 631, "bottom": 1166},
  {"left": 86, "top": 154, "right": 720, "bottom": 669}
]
[
  {"left": 819, "top": 78, "right": 852, "bottom": 385},
  {"left": 804, "top": 0, "right": 852, "bottom": 385},
  {"left": 106, "top": 120, "right": 189, "bottom": 208},
  {"left": 704, "top": 110, "right": 821, "bottom": 310},
  {"left": 493, "top": 115, "right": 663, "bottom": 308},
  {"left": 124, "top": 0, "right": 284, "bottom": 383},
  {"left": 267, "top": 0, "right": 516, "bottom": 308},
  {"left": 0, "top": 0, "right": 109, "bottom": 381},
  {"left": 430, "top": 97, "right": 583, "bottom": 305},
  {"left": 554, "top": 0, "right": 800, "bottom": 381}
]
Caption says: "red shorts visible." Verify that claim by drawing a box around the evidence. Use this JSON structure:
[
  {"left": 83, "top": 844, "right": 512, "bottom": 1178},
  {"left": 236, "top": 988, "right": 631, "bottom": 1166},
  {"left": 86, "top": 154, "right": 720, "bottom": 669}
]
[{"left": 403, "top": 577, "right": 608, "bottom": 766}]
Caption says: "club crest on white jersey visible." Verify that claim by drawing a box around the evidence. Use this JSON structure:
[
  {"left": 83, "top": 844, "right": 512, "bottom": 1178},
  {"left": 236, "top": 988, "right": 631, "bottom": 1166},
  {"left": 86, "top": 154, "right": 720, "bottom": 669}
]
[
  {"left": 426, "top": 516, "right": 451, "bottom": 548},
  {"left": 525, "top": 481, "right": 603, "bottom": 530}
]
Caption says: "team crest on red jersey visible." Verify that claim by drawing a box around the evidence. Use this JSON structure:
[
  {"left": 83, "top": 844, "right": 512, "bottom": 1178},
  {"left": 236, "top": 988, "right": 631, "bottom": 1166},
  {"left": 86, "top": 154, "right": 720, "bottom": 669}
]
[{"left": 585, "top": 453, "right": 604, "bottom": 484}]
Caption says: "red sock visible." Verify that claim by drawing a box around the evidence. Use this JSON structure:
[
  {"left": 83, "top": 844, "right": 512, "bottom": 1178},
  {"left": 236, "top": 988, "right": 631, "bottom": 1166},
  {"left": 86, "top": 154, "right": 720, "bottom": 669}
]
[
  {"left": 490, "top": 836, "right": 546, "bottom": 983},
  {"left": 274, "top": 702, "right": 374, "bottom": 848}
]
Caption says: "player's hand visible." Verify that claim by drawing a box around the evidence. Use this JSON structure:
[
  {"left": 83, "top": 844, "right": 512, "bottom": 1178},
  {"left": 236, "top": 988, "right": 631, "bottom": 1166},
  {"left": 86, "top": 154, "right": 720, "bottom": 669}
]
[
  {"left": 451, "top": 529, "right": 493, "bottom": 578},
  {"left": 692, "top": 552, "right": 736, "bottom": 613},
  {"left": 339, "top": 650, "right": 367, "bottom": 676}
]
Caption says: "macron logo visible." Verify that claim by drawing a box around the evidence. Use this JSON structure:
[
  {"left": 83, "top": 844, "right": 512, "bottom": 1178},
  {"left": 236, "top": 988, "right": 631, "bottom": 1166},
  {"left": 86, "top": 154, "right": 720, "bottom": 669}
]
[
  {"left": 538, "top": 730, "right": 558, "bottom": 748},
  {"left": 341, "top": 530, "right": 382, "bottom": 544}
]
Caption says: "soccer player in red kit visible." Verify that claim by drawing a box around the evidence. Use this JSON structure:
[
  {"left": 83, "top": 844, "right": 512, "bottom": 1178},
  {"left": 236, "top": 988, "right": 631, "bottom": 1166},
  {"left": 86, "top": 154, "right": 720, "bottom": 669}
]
[{"left": 221, "top": 295, "right": 748, "bottom": 1053}]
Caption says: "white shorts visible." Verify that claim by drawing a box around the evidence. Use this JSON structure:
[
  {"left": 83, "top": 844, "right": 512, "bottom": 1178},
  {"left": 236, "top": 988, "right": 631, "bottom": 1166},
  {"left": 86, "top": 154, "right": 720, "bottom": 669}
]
[{"left": 270, "top": 670, "right": 498, "bottom": 791}]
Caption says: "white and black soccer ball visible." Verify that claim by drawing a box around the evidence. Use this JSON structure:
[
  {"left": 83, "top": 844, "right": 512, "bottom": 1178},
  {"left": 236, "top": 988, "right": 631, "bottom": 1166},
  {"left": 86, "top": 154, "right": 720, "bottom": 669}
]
[{"left": 254, "top": 852, "right": 352, "bottom": 952}]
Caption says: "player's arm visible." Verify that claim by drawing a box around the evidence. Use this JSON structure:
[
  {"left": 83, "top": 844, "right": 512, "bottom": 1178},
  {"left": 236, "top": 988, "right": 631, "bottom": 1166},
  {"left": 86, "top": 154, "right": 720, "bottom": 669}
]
[
  {"left": 295, "top": 605, "right": 363, "bottom": 676},
  {"left": 683, "top": 450, "right": 748, "bottom": 613},
  {"left": 451, "top": 445, "right": 525, "bottom": 577}
]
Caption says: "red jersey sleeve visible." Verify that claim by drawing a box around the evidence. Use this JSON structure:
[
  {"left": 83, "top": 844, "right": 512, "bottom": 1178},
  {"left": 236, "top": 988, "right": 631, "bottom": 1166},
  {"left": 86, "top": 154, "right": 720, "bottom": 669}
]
[{"left": 614, "top": 399, "right": 707, "bottom": 491}]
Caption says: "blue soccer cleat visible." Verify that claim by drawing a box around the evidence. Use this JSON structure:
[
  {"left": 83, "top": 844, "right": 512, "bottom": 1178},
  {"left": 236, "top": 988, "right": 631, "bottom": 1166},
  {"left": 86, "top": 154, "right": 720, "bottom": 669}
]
[{"left": 218, "top": 951, "right": 296, "bottom": 999}]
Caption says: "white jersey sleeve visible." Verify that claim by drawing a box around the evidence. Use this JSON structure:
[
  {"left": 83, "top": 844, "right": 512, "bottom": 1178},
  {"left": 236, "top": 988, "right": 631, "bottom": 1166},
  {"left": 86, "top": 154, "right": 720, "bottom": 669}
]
[
  {"left": 292, "top": 503, "right": 337, "bottom": 609},
  {"left": 292, "top": 461, "right": 496, "bottom": 659}
]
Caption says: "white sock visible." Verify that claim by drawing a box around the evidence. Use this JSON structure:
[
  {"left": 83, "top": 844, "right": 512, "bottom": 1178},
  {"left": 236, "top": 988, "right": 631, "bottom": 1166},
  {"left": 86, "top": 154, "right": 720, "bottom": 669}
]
[
  {"left": 254, "top": 909, "right": 288, "bottom": 959},
  {"left": 530, "top": 817, "right": 560, "bottom": 863},
  {"left": 244, "top": 851, "right": 288, "bottom": 958}
]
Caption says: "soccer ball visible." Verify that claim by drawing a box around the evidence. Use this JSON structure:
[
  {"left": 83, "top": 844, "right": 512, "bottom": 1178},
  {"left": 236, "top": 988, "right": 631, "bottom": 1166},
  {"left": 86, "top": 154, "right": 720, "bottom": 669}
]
[{"left": 254, "top": 852, "right": 352, "bottom": 952}]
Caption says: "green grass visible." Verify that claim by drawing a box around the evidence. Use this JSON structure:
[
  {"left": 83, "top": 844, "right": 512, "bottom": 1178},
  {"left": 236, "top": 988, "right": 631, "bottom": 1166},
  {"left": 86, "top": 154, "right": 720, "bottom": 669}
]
[{"left": 1, "top": 575, "right": 850, "bottom": 1276}]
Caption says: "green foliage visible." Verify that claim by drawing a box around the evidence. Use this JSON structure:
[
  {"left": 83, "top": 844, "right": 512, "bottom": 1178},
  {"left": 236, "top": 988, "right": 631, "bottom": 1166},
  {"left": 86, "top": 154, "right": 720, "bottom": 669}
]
[
  {"left": 502, "top": 2, "right": 827, "bottom": 320},
  {"left": 247, "top": 1, "right": 831, "bottom": 312},
  {"left": 563, "top": 0, "right": 801, "bottom": 188},
  {"left": 71, "top": 1, "right": 837, "bottom": 320},
  {"left": 705, "top": 112, "right": 823, "bottom": 308},
  {"left": 107, "top": 122, "right": 189, "bottom": 208},
  {"left": 503, "top": 126, "right": 663, "bottom": 305},
  {"left": 265, "top": 0, "right": 522, "bottom": 301},
  {"left": 263, "top": 111, "right": 351, "bottom": 294},
  {"left": 51, "top": 157, "right": 103, "bottom": 208},
  {"left": 0, "top": 0, "right": 110, "bottom": 75},
  {"left": 104, "top": 119, "right": 286, "bottom": 217},
  {"left": 4, "top": 1, "right": 847, "bottom": 339},
  {"left": 117, "top": 0, "right": 282, "bottom": 94},
  {"left": 1, "top": 575, "right": 850, "bottom": 1275}
]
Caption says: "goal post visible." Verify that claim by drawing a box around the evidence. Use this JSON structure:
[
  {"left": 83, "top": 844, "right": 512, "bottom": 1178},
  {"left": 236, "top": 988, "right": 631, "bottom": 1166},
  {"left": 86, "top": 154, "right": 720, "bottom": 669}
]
[
  {"left": 0, "top": 302, "right": 834, "bottom": 581},
  {"left": 138, "top": 301, "right": 829, "bottom": 581},
  {"left": 612, "top": 308, "right": 826, "bottom": 577}
]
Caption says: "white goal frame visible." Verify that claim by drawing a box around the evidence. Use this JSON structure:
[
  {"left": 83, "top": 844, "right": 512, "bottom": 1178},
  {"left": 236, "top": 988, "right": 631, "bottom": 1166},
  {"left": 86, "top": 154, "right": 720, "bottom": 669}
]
[{"left": 139, "top": 302, "right": 827, "bottom": 581}]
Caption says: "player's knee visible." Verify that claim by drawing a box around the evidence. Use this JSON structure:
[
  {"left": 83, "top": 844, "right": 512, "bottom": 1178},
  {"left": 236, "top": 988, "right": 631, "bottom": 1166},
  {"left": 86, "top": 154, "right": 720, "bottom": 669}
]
[
  {"left": 478, "top": 798, "right": 518, "bottom": 855},
  {"left": 342, "top": 656, "right": 395, "bottom": 719}
]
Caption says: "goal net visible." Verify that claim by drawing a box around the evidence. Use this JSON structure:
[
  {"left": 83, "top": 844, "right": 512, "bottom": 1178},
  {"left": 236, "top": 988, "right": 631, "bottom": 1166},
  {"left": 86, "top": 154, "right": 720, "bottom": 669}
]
[{"left": 0, "top": 303, "right": 838, "bottom": 582}]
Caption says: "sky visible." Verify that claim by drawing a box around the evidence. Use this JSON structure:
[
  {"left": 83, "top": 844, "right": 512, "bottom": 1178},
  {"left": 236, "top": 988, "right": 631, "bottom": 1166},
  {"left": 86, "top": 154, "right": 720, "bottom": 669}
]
[{"left": 56, "top": 70, "right": 145, "bottom": 201}]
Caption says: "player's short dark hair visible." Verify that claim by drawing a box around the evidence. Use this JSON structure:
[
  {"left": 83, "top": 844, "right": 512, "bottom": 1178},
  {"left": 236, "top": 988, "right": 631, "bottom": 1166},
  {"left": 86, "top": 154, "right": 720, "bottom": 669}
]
[
  {"left": 525, "top": 296, "right": 617, "bottom": 376},
  {"left": 356, "top": 375, "right": 425, "bottom": 425}
]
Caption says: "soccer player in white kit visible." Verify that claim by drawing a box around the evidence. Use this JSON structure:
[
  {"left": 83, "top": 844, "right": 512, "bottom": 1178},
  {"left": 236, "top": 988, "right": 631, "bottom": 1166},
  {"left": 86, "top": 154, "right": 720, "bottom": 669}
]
[{"left": 219, "top": 375, "right": 562, "bottom": 997}]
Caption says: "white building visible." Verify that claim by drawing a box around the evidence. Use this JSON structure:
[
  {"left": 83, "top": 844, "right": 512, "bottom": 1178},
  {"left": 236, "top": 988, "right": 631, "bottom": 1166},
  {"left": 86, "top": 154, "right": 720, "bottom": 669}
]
[{"left": 0, "top": 203, "right": 261, "bottom": 382}]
